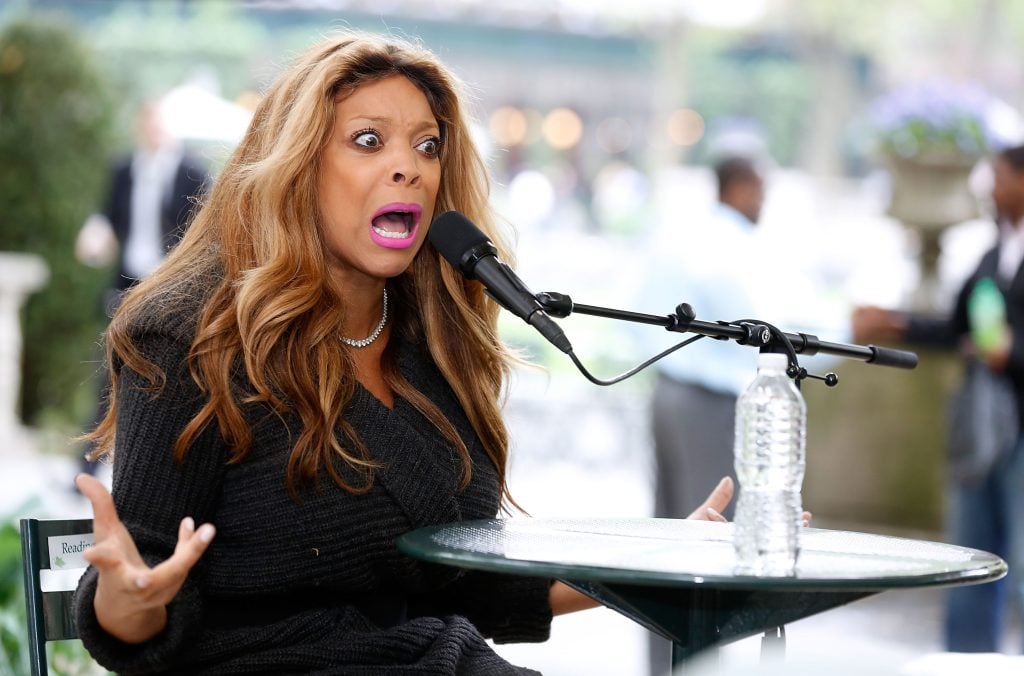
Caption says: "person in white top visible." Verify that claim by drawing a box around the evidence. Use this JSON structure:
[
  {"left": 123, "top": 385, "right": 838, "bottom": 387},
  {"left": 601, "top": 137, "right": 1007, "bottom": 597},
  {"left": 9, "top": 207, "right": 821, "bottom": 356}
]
[{"left": 643, "top": 155, "right": 836, "bottom": 675}]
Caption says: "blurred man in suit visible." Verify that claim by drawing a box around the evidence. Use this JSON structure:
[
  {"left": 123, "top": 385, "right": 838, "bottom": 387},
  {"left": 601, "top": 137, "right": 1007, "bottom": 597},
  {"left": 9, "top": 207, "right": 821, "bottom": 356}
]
[
  {"left": 75, "top": 100, "right": 208, "bottom": 472},
  {"left": 77, "top": 101, "right": 209, "bottom": 308}
]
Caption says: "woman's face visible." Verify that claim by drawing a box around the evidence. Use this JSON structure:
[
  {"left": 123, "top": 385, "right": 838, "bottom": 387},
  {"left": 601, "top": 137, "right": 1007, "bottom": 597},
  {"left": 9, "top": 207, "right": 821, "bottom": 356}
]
[{"left": 318, "top": 75, "right": 442, "bottom": 289}]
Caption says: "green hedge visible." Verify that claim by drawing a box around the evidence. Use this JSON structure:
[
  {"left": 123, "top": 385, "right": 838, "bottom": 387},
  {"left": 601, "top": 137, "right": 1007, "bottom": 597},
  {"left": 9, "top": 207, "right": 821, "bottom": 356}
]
[{"left": 0, "top": 16, "right": 115, "bottom": 429}]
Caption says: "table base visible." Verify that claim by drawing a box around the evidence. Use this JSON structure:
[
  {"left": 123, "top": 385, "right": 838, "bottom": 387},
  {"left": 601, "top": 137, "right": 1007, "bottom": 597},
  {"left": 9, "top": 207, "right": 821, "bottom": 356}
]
[{"left": 563, "top": 579, "right": 875, "bottom": 667}]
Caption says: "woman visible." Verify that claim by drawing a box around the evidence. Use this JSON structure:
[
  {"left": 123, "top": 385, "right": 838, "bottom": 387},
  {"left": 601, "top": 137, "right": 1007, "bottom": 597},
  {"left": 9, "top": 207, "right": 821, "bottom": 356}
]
[{"left": 74, "top": 32, "right": 733, "bottom": 674}]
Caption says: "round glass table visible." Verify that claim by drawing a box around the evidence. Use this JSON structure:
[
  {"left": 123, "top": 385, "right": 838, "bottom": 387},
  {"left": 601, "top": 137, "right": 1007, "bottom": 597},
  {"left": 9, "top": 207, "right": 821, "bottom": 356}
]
[{"left": 398, "top": 518, "right": 1006, "bottom": 668}]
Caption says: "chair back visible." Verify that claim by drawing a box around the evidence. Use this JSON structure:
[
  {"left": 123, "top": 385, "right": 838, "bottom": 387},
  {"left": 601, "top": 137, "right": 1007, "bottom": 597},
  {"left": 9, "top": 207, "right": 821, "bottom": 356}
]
[{"left": 20, "top": 517, "right": 94, "bottom": 676}]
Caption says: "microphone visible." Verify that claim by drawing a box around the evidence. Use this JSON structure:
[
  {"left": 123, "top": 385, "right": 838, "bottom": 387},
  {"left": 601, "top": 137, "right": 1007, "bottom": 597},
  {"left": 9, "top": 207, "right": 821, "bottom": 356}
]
[{"left": 429, "top": 211, "right": 572, "bottom": 353}]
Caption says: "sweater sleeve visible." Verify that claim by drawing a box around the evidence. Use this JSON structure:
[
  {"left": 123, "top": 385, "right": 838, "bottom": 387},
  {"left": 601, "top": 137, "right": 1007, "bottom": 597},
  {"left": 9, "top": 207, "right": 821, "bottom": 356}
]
[
  {"left": 74, "top": 329, "right": 228, "bottom": 674},
  {"left": 905, "top": 249, "right": 1003, "bottom": 350},
  {"left": 409, "top": 570, "right": 553, "bottom": 644},
  {"left": 1008, "top": 325, "right": 1024, "bottom": 375},
  {"left": 905, "top": 292, "right": 971, "bottom": 350},
  {"left": 904, "top": 313, "right": 960, "bottom": 347}
]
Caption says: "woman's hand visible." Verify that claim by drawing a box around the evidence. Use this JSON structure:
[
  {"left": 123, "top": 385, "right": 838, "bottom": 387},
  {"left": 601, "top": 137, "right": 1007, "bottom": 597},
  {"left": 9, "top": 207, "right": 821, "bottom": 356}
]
[
  {"left": 549, "top": 581, "right": 601, "bottom": 616},
  {"left": 687, "top": 476, "right": 734, "bottom": 521},
  {"left": 975, "top": 333, "right": 1013, "bottom": 372},
  {"left": 549, "top": 476, "right": 811, "bottom": 616},
  {"left": 75, "top": 474, "right": 216, "bottom": 643},
  {"left": 687, "top": 476, "right": 812, "bottom": 527},
  {"left": 852, "top": 306, "right": 908, "bottom": 343}
]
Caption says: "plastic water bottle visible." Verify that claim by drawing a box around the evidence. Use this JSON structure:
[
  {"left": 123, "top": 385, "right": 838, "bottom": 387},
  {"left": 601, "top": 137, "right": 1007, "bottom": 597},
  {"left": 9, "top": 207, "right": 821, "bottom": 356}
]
[{"left": 733, "top": 352, "right": 806, "bottom": 576}]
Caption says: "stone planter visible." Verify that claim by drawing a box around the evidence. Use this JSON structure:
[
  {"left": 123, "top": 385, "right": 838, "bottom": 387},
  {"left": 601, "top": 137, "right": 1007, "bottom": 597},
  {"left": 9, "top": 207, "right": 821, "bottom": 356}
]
[
  {"left": 884, "top": 152, "right": 981, "bottom": 228},
  {"left": 884, "top": 152, "right": 983, "bottom": 310},
  {"left": 804, "top": 349, "right": 960, "bottom": 533}
]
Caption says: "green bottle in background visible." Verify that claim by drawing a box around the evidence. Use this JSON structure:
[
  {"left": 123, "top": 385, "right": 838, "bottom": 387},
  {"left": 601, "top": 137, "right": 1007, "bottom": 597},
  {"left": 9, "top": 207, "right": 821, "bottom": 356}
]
[{"left": 967, "top": 276, "right": 1008, "bottom": 355}]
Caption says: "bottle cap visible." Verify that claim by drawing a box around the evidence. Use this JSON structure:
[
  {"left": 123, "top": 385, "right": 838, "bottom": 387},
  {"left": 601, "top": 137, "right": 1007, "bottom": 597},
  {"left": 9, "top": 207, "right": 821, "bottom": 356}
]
[{"left": 757, "top": 352, "right": 789, "bottom": 372}]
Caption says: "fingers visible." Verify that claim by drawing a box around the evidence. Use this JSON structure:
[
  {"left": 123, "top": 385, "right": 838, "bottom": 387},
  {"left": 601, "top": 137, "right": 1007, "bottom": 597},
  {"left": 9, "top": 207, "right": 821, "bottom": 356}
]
[
  {"left": 704, "top": 507, "right": 727, "bottom": 523},
  {"left": 688, "top": 480, "right": 808, "bottom": 528},
  {"left": 687, "top": 479, "right": 812, "bottom": 528},
  {"left": 704, "top": 476, "right": 734, "bottom": 515},
  {"left": 76, "top": 473, "right": 119, "bottom": 533},
  {"left": 686, "top": 477, "right": 735, "bottom": 521},
  {"left": 144, "top": 519, "right": 215, "bottom": 593},
  {"left": 75, "top": 482, "right": 216, "bottom": 593},
  {"left": 86, "top": 514, "right": 214, "bottom": 614},
  {"left": 178, "top": 516, "right": 195, "bottom": 543},
  {"left": 83, "top": 538, "right": 127, "bottom": 570}
]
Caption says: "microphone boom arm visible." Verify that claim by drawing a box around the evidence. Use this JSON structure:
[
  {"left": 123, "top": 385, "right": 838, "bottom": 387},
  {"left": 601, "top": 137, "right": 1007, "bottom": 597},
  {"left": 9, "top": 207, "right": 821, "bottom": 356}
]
[{"left": 535, "top": 291, "right": 917, "bottom": 370}]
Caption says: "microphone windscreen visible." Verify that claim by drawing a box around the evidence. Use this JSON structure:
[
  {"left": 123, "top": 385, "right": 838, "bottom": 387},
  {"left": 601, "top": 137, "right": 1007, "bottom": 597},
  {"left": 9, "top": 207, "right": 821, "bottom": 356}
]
[{"left": 428, "top": 211, "right": 490, "bottom": 266}]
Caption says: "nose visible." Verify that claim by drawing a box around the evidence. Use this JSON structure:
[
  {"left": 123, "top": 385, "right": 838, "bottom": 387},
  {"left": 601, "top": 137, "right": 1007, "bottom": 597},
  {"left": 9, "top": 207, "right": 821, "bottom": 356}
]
[{"left": 389, "top": 147, "right": 421, "bottom": 186}]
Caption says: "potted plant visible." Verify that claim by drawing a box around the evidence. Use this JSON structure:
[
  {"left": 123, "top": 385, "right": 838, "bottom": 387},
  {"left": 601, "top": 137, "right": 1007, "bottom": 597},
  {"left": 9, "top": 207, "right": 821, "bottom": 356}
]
[{"left": 871, "top": 79, "right": 996, "bottom": 229}]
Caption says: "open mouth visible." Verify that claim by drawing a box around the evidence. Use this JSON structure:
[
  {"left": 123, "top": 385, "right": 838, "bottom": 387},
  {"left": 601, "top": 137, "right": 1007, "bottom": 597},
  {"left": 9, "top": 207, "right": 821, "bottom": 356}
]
[
  {"left": 369, "top": 203, "right": 422, "bottom": 249},
  {"left": 370, "top": 203, "right": 421, "bottom": 250},
  {"left": 371, "top": 210, "right": 415, "bottom": 239}
]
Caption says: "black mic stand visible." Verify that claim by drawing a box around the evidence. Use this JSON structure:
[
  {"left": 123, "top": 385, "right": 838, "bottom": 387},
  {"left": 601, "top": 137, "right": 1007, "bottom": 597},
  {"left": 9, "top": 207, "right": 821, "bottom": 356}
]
[
  {"left": 531, "top": 291, "right": 918, "bottom": 661},
  {"left": 534, "top": 291, "right": 917, "bottom": 389}
]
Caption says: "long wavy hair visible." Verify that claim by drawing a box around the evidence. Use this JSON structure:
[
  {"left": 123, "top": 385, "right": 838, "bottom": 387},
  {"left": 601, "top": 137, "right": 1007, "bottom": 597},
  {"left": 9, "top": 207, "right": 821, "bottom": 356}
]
[{"left": 89, "top": 32, "right": 518, "bottom": 506}]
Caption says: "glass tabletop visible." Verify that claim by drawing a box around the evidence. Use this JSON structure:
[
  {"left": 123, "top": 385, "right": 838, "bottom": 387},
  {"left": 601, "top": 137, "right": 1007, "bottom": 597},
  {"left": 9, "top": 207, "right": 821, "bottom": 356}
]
[{"left": 398, "top": 517, "right": 1007, "bottom": 590}]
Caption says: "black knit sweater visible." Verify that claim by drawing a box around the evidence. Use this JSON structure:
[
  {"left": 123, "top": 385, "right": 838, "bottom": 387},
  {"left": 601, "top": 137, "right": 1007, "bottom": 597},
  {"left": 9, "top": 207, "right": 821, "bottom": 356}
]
[{"left": 73, "top": 292, "right": 552, "bottom": 675}]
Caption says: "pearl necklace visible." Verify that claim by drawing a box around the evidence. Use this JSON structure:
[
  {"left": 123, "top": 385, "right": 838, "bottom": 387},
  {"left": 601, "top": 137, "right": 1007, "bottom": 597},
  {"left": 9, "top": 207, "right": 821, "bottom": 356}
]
[{"left": 340, "top": 289, "right": 388, "bottom": 348}]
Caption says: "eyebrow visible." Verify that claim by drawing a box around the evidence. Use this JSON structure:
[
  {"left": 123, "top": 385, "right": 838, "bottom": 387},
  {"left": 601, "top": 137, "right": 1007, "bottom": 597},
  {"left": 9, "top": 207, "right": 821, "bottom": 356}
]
[{"left": 346, "top": 116, "right": 440, "bottom": 134}]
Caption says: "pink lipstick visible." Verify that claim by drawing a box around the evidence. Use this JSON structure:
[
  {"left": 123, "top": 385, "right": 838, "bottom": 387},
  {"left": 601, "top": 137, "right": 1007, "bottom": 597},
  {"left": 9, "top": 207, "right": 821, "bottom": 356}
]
[{"left": 369, "top": 203, "right": 422, "bottom": 249}]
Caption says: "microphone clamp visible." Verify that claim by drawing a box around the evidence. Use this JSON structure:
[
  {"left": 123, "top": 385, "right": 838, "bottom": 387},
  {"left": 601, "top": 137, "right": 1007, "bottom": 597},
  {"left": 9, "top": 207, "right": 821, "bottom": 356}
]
[
  {"left": 534, "top": 292, "right": 573, "bottom": 318},
  {"left": 735, "top": 322, "right": 773, "bottom": 347}
]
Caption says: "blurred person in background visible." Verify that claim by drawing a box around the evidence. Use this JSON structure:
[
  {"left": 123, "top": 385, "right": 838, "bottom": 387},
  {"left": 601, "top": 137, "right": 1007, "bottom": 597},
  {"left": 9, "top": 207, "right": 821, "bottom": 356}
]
[
  {"left": 644, "top": 156, "right": 766, "bottom": 676},
  {"left": 75, "top": 99, "right": 209, "bottom": 475},
  {"left": 70, "top": 31, "right": 737, "bottom": 674},
  {"left": 854, "top": 143, "right": 1024, "bottom": 653},
  {"left": 647, "top": 156, "right": 764, "bottom": 525},
  {"left": 644, "top": 155, "right": 829, "bottom": 675}
]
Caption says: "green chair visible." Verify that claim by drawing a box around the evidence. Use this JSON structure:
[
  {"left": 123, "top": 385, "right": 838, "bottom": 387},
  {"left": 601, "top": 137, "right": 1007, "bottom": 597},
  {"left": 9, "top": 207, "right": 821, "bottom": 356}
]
[{"left": 20, "top": 517, "right": 94, "bottom": 676}]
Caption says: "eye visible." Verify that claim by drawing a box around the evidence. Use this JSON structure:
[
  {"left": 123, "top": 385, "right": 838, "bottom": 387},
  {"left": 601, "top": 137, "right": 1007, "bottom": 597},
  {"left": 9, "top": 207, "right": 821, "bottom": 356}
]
[
  {"left": 352, "top": 129, "right": 383, "bottom": 150},
  {"left": 416, "top": 136, "right": 442, "bottom": 158}
]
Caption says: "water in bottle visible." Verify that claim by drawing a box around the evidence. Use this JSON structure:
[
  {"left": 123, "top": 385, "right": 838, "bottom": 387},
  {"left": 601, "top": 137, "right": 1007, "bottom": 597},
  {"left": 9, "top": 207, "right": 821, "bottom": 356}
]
[{"left": 733, "top": 351, "right": 806, "bottom": 576}]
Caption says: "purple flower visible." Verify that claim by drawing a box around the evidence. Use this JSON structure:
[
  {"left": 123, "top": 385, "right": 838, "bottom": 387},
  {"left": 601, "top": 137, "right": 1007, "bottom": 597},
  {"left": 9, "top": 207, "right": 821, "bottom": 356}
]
[{"left": 871, "top": 80, "right": 995, "bottom": 158}]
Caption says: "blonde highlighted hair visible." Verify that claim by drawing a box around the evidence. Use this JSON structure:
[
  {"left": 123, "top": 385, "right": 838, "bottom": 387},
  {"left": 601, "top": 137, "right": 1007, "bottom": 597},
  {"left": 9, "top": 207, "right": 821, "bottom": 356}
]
[{"left": 90, "top": 32, "right": 518, "bottom": 506}]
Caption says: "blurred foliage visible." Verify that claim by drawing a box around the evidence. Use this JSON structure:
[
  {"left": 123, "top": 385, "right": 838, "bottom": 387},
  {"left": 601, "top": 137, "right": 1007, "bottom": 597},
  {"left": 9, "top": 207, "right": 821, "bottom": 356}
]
[
  {"left": 85, "top": 2, "right": 269, "bottom": 149},
  {"left": 0, "top": 2, "right": 276, "bottom": 151},
  {"left": 0, "top": 5, "right": 317, "bottom": 436},
  {"left": 0, "top": 519, "right": 23, "bottom": 672},
  {"left": 0, "top": 17, "right": 115, "bottom": 430},
  {"left": 0, "top": 518, "right": 108, "bottom": 675},
  {"left": 686, "top": 34, "right": 815, "bottom": 166},
  {"left": 797, "top": 0, "right": 1019, "bottom": 59}
]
